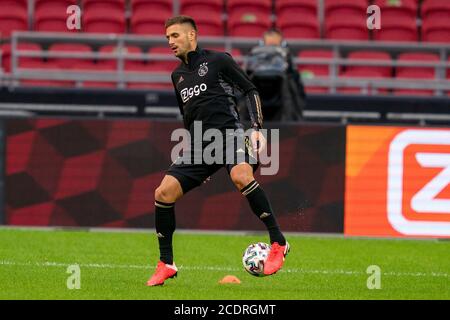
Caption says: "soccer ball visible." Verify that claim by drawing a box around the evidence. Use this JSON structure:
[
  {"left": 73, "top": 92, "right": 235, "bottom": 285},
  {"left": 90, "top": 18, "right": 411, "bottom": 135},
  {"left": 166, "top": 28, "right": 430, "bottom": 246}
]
[{"left": 242, "top": 242, "right": 271, "bottom": 277}]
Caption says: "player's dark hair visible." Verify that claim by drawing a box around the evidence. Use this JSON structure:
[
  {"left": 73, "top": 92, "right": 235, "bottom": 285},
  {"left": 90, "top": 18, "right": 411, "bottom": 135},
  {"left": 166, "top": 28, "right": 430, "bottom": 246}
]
[{"left": 165, "top": 15, "right": 198, "bottom": 32}]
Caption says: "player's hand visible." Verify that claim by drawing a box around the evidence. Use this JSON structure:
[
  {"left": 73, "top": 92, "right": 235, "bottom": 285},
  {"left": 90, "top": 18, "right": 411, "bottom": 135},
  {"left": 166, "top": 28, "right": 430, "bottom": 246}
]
[{"left": 250, "top": 130, "right": 266, "bottom": 155}]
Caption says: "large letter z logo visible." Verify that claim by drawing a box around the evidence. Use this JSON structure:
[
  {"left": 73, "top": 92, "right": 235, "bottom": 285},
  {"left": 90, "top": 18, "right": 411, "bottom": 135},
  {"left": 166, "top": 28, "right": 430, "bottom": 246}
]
[
  {"left": 387, "top": 130, "right": 450, "bottom": 236},
  {"left": 411, "top": 153, "right": 450, "bottom": 214}
]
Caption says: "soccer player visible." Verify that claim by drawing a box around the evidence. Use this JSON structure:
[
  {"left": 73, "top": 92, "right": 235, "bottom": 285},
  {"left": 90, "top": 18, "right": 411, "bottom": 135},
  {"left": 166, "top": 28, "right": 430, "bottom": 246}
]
[{"left": 147, "top": 16, "right": 289, "bottom": 286}]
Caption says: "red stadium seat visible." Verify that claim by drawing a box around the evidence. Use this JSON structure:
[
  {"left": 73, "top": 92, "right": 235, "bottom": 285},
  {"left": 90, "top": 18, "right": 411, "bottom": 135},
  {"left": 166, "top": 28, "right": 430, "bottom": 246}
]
[
  {"left": 298, "top": 50, "right": 334, "bottom": 93},
  {"left": 394, "top": 52, "right": 440, "bottom": 96},
  {"left": 126, "top": 47, "right": 174, "bottom": 90},
  {"left": 79, "top": 61, "right": 119, "bottom": 89},
  {"left": 0, "top": 44, "right": 5, "bottom": 72},
  {"left": 17, "top": 58, "right": 76, "bottom": 88},
  {"left": 373, "top": 0, "right": 417, "bottom": 20},
  {"left": 421, "top": 0, "right": 450, "bottom": 21},
  {"left": 83, "top": 9, "right": 126, "bottom": 34},
  {"left": 0, "top": 0, "right": 27, "bottom": 10},
  {"left": 35, "top": 0, "right": 77, "bottom": 13},
  {"left": 98, "top": 45, "right": 144, "bottom": 70},
  {"left": 338, "top": 69, "right": 387, "bottom": 94},
  {"left": 345, "top": 51, "right": 392, "bottom": 78},
  {"left": 147, "top": 46, "right": 179, "bottom": 72},
  {"left": 447, "top": 56, "right": 450, "bottom": 79},
  {"left": 227, "top": 0, "right": 272, "bottom": 16},
  {"left": 447, "top": 56, "right": 450, "bottom": 96},
  {"left": 10, "top": 43, "right": 76, "bottom": 87},
  {"left": 0, "top": 4, "right": 28, "bottom": 38},
  {"left": 340, "top": 50, "right": 392, "bottom": 95},
  {"left": 325, "top": 0, "right": 367, "bottom": 19},
  {"left": 35, "top": 6, "right": 76, "bottom": 33},
  {"left": 228, "top": 12, "right": 271, "bottom": 37},
  {"left": 1, "top": 43, "right": 41, "bottom": 73},
  {"left": 277, "top": 13, "right": 319, "bottom": 39},
  {"left": 325, "top": 15, "right": 368, "bottom": 41},
  {"left": 185, "top": 13, "right": 224, "bottom": 36},
  {"left": 396, "top": 52, "right": 440, "bottom": 76},
  {"left": 82, "top": 0, "right": 125, "bottom": 12},
  {"left": 180, "top": 0, "right": 223, "bottom": 15},
  {"left": 422, "top": 19, "right": 450, "bottom": 43},
  {"left": 373, "top": 16, "right": 418, "bottom": 42},
  {"left": 298, "top": 50, "right": 333, "bottom": 76},
  {"left": 48, "top": 43, "right": 94, "bottom": 69},
  {"left": 131, "top": 0, "right": 172, "bottom": 16},
  {"left": 95, "top": 45, "right": 149, "bottom": 89},
  {"left": 276, "top": 0, "right": 317, "bottom": 18},
  {"left": 131, "top": 13, "right": 168, "bottom": 35},
  {"left": 276, "top": 0, "right": 318, "bottom": 39}
]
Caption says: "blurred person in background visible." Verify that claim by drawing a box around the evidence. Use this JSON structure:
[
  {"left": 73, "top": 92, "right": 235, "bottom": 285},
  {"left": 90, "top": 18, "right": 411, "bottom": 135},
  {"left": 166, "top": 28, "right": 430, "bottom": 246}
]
[{"left": 243, "top": 28, "right": 306, "bottom": 122}]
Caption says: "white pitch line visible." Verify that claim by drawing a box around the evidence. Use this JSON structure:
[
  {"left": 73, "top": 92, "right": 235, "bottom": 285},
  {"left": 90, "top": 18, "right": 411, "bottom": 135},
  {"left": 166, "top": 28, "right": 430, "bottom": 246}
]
[{"left": 0, "top": 260, "right": 448, "bottom": 278}]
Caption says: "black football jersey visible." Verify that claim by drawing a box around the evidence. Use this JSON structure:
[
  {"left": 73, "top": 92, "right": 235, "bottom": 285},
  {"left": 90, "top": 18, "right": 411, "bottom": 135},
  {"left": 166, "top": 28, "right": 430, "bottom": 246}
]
[{"left": 171, "top": 46, "right": 263, "bottom": 133}]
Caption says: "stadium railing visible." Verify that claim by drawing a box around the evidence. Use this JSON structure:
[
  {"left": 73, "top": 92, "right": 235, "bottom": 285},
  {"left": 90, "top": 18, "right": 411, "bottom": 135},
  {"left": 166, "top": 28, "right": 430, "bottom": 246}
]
[{"left": 2, "top": 31, "right": 449, "bottom": 95}]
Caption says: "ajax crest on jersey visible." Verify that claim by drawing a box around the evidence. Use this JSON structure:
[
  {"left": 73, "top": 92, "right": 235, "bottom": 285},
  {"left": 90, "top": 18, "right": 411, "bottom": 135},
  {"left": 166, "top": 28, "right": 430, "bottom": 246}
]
[{"left": 198, "top": 62, "right": 208, "bottom": 76}]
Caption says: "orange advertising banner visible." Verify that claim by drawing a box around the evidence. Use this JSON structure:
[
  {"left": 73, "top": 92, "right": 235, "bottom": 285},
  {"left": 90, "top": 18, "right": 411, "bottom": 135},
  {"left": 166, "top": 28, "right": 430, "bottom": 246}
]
[{"left": 345, "top": 125, "right": 450, "bottom": 238}]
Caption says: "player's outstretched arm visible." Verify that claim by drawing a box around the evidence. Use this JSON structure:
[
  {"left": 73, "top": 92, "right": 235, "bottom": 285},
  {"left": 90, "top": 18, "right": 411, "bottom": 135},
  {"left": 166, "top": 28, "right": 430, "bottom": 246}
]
[
  {"left": 219, "top": 53, "right": 264, "bottom": 131},
  {"left": 220, "top": 53, "right": 265, "bottom": 153}
]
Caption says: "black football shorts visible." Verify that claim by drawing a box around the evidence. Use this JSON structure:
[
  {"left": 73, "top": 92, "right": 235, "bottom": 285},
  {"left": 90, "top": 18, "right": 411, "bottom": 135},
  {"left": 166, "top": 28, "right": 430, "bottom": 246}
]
[{"left": 166, "top": 131, "right": 259, "bottom": 194}]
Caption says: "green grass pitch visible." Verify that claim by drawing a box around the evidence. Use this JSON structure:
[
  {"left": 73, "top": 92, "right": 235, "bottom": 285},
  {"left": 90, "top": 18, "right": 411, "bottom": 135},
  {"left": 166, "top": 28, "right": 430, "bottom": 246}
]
[{"left": 0, "top": 228, "right": 448, "bottom": 300}]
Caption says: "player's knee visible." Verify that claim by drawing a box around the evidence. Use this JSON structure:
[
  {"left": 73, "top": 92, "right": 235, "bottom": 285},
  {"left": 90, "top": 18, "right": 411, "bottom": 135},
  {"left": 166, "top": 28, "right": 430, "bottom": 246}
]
[
  {"left": 154, "top": 185, "right": 175, "bottom": 203},
  {"left": 231, "top": 170, "right": 254, "bottom": 190}
]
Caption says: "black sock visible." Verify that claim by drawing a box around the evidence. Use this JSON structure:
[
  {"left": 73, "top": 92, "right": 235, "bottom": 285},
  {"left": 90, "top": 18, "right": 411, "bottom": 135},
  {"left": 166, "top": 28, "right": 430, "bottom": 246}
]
[
  {"left": 154, "top": 200, "right": 176, "bottom": 265},
  {"left": 241, "top": 180, "right": 286, "bottom": 245}
]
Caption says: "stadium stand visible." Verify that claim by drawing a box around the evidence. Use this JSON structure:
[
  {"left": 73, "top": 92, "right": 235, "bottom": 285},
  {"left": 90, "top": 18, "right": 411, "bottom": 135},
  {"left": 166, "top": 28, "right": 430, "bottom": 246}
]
[
  {"left": 372, "top": 15, "right": 418, "bottom": 42},
  {"left": 131, "top": 0, "right": 173, "bottom": 15},
  {"left": 324, "top": 0, "right": 368, "bottom": 20},
  {"left": 180, "top": 0, "right": 223, "bottom": 16},
  {"left": 275, "top": 0, "right": 319, "bottom": 39},
  {"left": 0, "top": 0, "right": 448, "bottom": 123},
  {"left": 297, "top": 49, "right": 334, "bottom": 93},
  {"left": 325, "top": 15, "right": 368, "bottom": 41},
  {"left": 131, "top": 14, "right": 169, "bottom": 36},
  {"left": 277, "top": 12, "right": 319, "bottom": 40},
  {"left": 394, "top": 51, "right": 440, "bottom": 96},
  {"left": 338, "top": 51, "right": 392, "bottom": 94},
  {"left": 422, "top": 20, "right": 450, "bottom": 43},
  {"left": 276, "top": 0, "right": 317, "bottom": 18},
  {"left": 227, "top": 0, "right": 272, "bottom": 17},
  {"left": 186, "top": 14, "right": 224, "bottom": 37},
  {"left": 0, "top": 0, "right": 28, "bottom": 38},
  {"left": 1, "top": 42, "right": 42, "bottom": 73},
  {"left": 421, "top": 0, "right": 450, "bottom": 22},
  {"left": 48, "top": 43, "right": 94, "bottom": 69},
  {"left": 82, "top": 0, "right": 125, "bottom": 12},
  {"left": 83, "top": 5, "right": 126, "bottom": 34},
  {"left": 228, "top": 12, "right": 271, "bottom": 37},
  {"left": 373, "top": 0, "right": 417, "bottom": 21}
]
